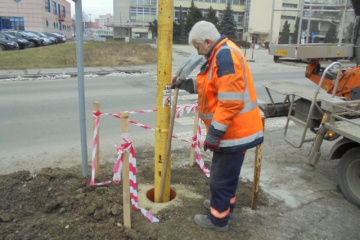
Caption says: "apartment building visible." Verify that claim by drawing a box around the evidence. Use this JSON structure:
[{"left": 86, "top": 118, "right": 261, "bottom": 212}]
[
  {"left": 111, "top": 0, "right": 247, "bottom": 40},
  {"left": 277, "top": 0, "right": 353, "bottom": 44},
  {"left": 96, "top": 13, "right": 114, "bottom": 30},
  {"left": 0, "top": 0, "right": 72, "bottom": 38},
  {"left": 94, "top": 13, "right": 114, "bottom": 37},
  {"left": 110, "top": 0, "right": 352, "bottom": 43}
]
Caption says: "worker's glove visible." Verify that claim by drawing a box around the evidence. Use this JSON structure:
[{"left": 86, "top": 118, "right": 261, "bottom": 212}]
[
  {"left": 171, "top": 77, "right": 195, "bottom": 93},
  {"left": 204, "top": 133, "right": 220, "bottom": 152}
]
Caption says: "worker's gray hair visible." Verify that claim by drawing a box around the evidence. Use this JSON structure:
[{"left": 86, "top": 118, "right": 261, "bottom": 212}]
[{"left": 188, "top": 21, "right": 221, "bottom": 45}]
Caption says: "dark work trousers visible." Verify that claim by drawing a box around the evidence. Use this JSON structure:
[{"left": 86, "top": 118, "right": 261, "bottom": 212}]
[{"left": 208, "top": 150, "right": 246, "bottom": 227}]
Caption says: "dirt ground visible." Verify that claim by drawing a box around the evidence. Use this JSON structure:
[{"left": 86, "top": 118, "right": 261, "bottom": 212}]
[
  {"left": 1, "top": 119, "right": 360, "bottom": 240},
  {"left": 0, "top": 147, "right": 268, "bottom": 240}
]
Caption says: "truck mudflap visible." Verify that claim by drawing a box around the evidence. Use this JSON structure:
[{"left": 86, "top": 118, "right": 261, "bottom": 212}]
[{"left": 337, "top": 146, "right": 360, "bottom": 208}]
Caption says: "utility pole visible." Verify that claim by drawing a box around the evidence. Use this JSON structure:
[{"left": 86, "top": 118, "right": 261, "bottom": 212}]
[{"left": 154, "top": 0, "right": 174, "bottom": 203}]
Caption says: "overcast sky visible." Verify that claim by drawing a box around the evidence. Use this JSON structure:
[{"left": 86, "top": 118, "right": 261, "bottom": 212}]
[{"left": 70, "top": 0, "right": 113, "bottom": 20}]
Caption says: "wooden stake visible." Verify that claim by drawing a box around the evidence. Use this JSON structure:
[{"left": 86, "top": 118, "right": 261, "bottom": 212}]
[
  {"left": 93, "top": 102, "right": 101, "bottom": 177},
  {"left": 251, "top": 116, "right": 265, "bottom": 210},
  {"left": 189, "top": 110, "right": 200, "bottom": 167},
  {"left": 121, "top": 111, "right": 131, "bottom": 228}
]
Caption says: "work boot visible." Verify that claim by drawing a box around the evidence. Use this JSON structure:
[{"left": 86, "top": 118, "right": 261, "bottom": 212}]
[
  {"left": 204, "top": 199, "right": 211, "bottom": 210},
  {"left": 194, "top": 214, "right": 229, "bottom": 232},
  {"left": 203, "top": 199, "right": 233, "bottom": 217}
]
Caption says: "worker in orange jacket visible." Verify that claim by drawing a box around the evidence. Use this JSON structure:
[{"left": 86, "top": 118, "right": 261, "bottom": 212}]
[{"left": 172, "top": 21, "right": 264, "bottom": 231}]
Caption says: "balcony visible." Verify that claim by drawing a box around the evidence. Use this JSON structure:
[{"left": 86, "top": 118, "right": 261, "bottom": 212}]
[{"left": 58, "top": 14, "right": 65, "bottom": 22}]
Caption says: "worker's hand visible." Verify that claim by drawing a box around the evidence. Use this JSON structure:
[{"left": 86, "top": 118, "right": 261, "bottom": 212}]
[
  {"left": 171, "top": 77, "right": 195, "bottom": 93},
  {"left": 171, "top": 76, "right": 184, "bottom": 89},
  {"left": 204, "top": 134, "right": 220, "bottom": 152}
]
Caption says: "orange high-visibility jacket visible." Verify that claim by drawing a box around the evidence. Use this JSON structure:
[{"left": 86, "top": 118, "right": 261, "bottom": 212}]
[{"left": 192, "top": 36, "right": 264, "bottom": 150}]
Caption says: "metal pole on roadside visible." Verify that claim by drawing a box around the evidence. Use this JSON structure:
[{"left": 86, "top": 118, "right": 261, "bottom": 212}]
[
  {"left": 270, "top": 0, "right": 275, "bottom": 44},
  {"left": 75, "top": 0, "right": 88, "bottom": 177},
  {"left": 297, "top": 0, "right": 305, "bottom": 48},
  {"left": 305, "top": 0, "right": 313, "bottom": 44}
]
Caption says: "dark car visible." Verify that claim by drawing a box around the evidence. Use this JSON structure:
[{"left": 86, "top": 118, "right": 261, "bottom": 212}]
[
  {"left": 3, "top": 30, "right": 43, "bottom": 47},
  {"left": 0, "top": 32, "right": 30, "bottom": 49},
  {"left": 51, "top": 32, "right": 66, "bottom": 43},
  {"left": 43, "top": 32, "right": 64, "bottom": 43},
  {"left": 0, "top": 38, "right": 19, "bottom": 51},
  {"left": 38, "top": 32, "right": 58, "bottom": 44},
  {"left": 26, "top": 32, "right": 52, "bottom": 45}
]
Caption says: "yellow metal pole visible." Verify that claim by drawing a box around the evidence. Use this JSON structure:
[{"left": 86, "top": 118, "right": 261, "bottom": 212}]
[{"left": 154, "top": 0, "right": 174, "bottom": 203}]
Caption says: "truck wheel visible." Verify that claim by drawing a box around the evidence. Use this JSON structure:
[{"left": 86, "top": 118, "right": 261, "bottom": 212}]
[{"left": 338, "top": 147, "right": 360, "bottom": 208}]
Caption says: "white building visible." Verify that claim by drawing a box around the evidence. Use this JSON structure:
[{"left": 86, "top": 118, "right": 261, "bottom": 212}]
[{"left": 109, "top": 0, "right": 354, "bottom": 44}]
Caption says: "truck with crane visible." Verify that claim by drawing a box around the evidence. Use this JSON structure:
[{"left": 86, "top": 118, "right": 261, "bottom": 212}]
[{"left": 263, "top": 0, "right": 360, "bottom": 208}]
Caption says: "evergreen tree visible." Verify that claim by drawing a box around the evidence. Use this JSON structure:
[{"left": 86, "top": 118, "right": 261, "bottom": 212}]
[
  {"left": 177, "top": 6, "right": 187, "bottom": 40},
  {"left": 185, "top": 0, "right": 203, "bottom": 34},
  {"left": 279, "top": 20, "right": 290, "bottom": 44},
  {"left": 324, "top": 23, "right": 337, "bottom": 43},
  {"left": 220, "top": 1, "right": 236, "bottom": 40},
  {"left": 148, "top": 19, "right": 158, "bottom": 39},
  {"left": 291, "top": 17, "right": 300, "bottom": 44},
  {"left": 205, "top": 6, "right": 220, "bottom": 30}
]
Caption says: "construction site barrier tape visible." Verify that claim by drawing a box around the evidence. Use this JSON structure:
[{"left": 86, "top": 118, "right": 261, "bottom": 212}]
[
  {"left": 90, "top": 105, "right": 211, "bottom": 221},
  {"left": 113, "top": 138, "right": 159, "bottom": 223}
]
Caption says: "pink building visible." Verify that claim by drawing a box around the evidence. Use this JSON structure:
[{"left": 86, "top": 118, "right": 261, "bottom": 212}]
[{"left": 0, "top": 0, "right": 72, "bottom": 38}]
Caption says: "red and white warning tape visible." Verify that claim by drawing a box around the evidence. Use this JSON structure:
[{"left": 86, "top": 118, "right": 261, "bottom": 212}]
[
  {"left": 90, "top": 105, "right": 211, "bottom": 222},
  {"left": 192, "top": 125, "right": 211, "bottom": 177},
  {"left": 113, "top": 139, "right": 159, "bottom": 223}
]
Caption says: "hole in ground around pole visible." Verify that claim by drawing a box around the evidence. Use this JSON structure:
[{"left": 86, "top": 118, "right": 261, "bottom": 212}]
[{"left": 146, "top": 187, "right": 176, "bottom": 202}]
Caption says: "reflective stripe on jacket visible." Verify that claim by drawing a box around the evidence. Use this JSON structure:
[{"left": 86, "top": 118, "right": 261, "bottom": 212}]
[{"left": 196, "top": 36, "right": 264, "bottom": 150}]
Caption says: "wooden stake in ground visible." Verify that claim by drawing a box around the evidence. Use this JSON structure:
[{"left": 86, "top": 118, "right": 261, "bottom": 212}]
[
  {"left": 251, "top": 116, "right": 265, "bottom": 210},
  {"left": 189, "top": 110, "right": 200, "bottom": 167},
  {"left": 121, "top": 111, "right": 131, "bottom": 228},
  {"left": 93, "top": 102, "right": 101, "bottom": 178}
]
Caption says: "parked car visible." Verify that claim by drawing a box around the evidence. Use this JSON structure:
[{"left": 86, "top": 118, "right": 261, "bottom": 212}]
[
  {"left": 26, "top": 32, "right": 52, "bottom": 46},
  {"left": 0, "top": 38, "right": 19, "bottom": 51},
  {"left": 3, "top": 30, "right": 43, "bottom": 47},
  {"left": 0, "top": 32, "right": 30, "bottom": 49},
  {"left": 38, "top": 32, "right": 58, "bottom": 44},
  {"left": 51, "top": 32, "right": 66, "bottom": 43},
  {"left": 42, "top": 32, "right": 61, "bottom": 44}
]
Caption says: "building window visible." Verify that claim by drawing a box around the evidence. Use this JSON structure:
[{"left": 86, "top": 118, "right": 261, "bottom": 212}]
[
  {"left": 46, "top": 20, "right": 49, "bottom": 27},
  {"left": 282, "top": 3, "right": 297, "bottom": 8},
  {"left": 45, "top": 0, "right": 51, "bottom": 12},
  {"left": 52, "top": 1, "right": 57, "bottom": 15},
  {"left": 62, "top": 6, "right": 66, "bottom": 18},
  {"left": 281, "top": 15, "right": 296, "bottom": 20},
  {"left": 130, "top": 7, "right": 156, "bottom": 23},
  {"left": 0, "top": 17, "right": 24, "bottom": 30}
]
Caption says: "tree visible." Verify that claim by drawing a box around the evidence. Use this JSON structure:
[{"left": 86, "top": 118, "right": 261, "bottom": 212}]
[
  {"left": 291, "top": 17, "right": 300, "bottom": 44},
  {"left": 185, "top": 0, "right": 203, "bottom": 34},
  {"left": 279, "top": 20, "right": 290, "bottom": 44},
  {"left": 176, "top": 6, "right": 187, "bottom": 40},
  {"left": 205, "top": 6, "right": 220, "bottom": 30},
  {"left": 324, "top": 23, "right": 337, "bottom": 43},
  {"left": 220, "top": 1, "right": 236, "bottom": 40},
  {"left": 148, "top": 19, "right": 158, "bottom": 39}
]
